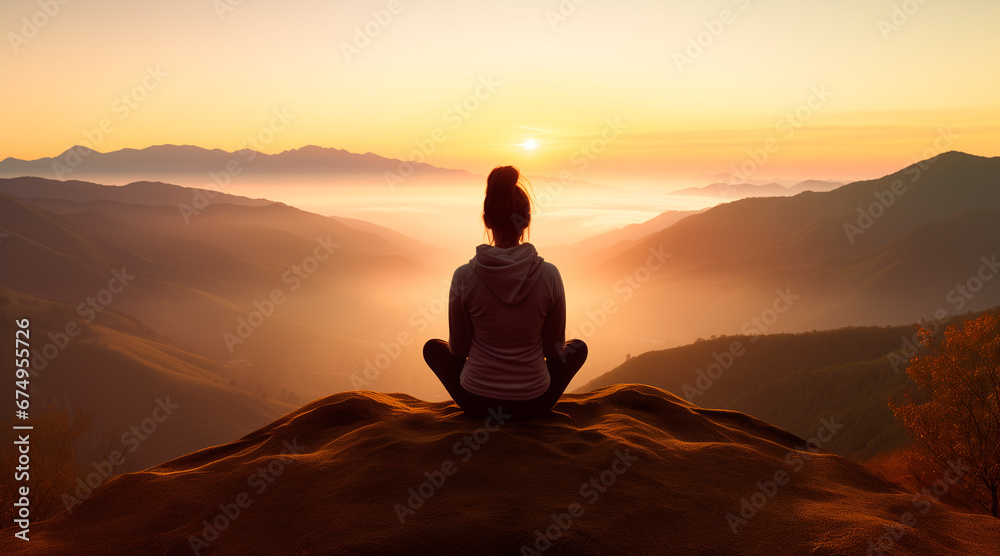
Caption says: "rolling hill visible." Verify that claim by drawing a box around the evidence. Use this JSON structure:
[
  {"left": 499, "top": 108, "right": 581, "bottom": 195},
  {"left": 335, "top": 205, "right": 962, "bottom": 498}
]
[
  {"left": 0, "top": 176, "right": 273, "bottom": 207},
  {"left": 577, "top": 324, "right": 932, "bottom": 461},
  {"left": 576, "top": 305, "right": 998, "bottom": 462},
  {"left": 0, "top": 182, "right": 447, "bottom": 399},
  {"left": 544, "top": 209, "right": 702, "bottom": 268},
  {"left": 568, "top": 151, "right": 1000, "bottom": 359}
]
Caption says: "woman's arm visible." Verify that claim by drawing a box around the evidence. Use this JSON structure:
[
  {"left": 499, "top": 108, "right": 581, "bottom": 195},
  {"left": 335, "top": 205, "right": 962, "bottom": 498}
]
[
  {"left": 448, "top": 268, "right": 472, "bottom": 358},
  {"left": 542, "top": 266, "right": 567, "bottom": 360}
]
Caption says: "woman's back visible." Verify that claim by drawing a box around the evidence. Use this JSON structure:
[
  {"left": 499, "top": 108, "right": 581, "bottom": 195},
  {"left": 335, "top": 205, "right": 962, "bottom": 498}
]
[{"left": 450, "top": 243, "right": 566, "bottom": 400}]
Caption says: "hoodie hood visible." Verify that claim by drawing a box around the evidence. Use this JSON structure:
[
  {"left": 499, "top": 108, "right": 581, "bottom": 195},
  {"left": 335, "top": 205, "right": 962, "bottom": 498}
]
[{"left": 470, "top": 243, "right": 544, "bottom": 305}]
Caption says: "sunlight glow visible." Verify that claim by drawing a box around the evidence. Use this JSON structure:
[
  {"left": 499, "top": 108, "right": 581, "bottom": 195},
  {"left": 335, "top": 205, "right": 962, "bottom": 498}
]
[{"left": 0, "top": 0, "right": 996, "bottom": 181}]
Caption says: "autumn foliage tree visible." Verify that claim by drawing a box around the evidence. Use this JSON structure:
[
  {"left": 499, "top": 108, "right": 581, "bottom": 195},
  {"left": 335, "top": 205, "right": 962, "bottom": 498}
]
[{"left": 890, "top": 311, "right": 1000, "bottom": 517}]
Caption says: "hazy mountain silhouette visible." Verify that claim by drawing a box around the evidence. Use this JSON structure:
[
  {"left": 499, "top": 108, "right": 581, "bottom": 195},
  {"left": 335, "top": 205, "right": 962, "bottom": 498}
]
[
  {"left": 673, "top": 179, "right": 843, "bottom": 200},
  {"left": 0, "top": 144, "right": 479, "bottom": 185},
  {"left": 545, "top": 209, "right": 702, "bottom": 267},
  {"left": 688, "top": 171, "right": 801, "bottom": 186},
  {"left": 0, "top": 145, "right": 633, "bottom": 200},
  {"left": 571, "top": 152, "right": 1000, "bottom": 351},
  {"left": 3, "top": 384, "right": 996, "bottom": 555},
  {"left": 0, "top": 182, "right": 456, "bottom": 478},
  {"left": 0, "top": 186, "right": 447, "bottom": 402}
]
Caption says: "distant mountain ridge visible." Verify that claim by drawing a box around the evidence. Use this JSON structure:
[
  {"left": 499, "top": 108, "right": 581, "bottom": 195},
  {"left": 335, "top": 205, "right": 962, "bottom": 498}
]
[
  {"left": 0, "top": 144, "right": 478, "bottom": 185},
  {"left": 672, "top": 179, "right": 844, "bottom": 200},
  {"left": 0, "top": 145, "right": 628, "bottom": 198}
]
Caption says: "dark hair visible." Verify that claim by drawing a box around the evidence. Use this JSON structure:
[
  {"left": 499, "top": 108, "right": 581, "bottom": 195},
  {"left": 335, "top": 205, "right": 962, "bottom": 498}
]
[{"left": 483, "top": 166, "right": 532, "bottom": 247}]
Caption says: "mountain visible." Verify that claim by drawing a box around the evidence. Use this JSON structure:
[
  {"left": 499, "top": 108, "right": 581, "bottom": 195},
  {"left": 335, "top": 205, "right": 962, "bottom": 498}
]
[
  {"left": 604, "top": 152, "right": 999, "bottom": 276},
  {"left": 0, "top": 144, "right": 680, "bottom": 251},
  {"left": 326, "top": 214, "right": 443, "bottom": 254},
  {"left": 0, "top": 144, "right": 478, "bottom": 186},
  {"left": 0, "top": 182, "right": 448, "bottom": 399},
  {"left": 672, "top": 179, "right": 843, "bottom": 200},
  {"left": 573, "top": 319, "right": 987, "bottom": 461},
  {"left": 544, "top": 209, "right": 702, "bottom": 268},
  {"left": 688, "top": 171, "right": 798, "bottom": 187},
  {"left": 0, "top": 177, "right": 458, "bottom": 479},
  {"left": 0, "top": 176, "right": 444, "bottom": 258},
  {"left": 571, "top": 152, "right": 1000, "bottom": 355},
  {"left": 3, "top": 385, "right": 996, "bottom": 555},
  {"left": 0, "top": 176, "right": 456, "bottom": 487},
  {"left": 0, "top": 145, "right": 627, "bottom": 207},
  {"left": 791, "top": 179, "right": 846, "bottom": 193},
  {"left": 0, "top": 176, "right": 274, "bottom": 207}
]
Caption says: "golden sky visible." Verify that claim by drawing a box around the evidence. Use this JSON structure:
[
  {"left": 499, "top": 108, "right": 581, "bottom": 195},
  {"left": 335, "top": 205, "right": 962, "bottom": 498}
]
[{"left": 2, "top": 0, "right": 998, "bottom": 182}]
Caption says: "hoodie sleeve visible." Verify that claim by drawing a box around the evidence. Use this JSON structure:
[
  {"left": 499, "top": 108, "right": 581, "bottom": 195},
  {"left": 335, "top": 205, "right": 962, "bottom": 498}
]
[
  {"left": 542, "top": 264, "right": 567, "bottom": 359},
  {"left": 448, "top": 267, "right": 472, "bottom": 359}
]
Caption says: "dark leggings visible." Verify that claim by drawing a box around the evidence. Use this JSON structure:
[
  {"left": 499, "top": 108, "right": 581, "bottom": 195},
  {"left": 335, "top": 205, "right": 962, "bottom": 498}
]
[{"left": 423, "top": 339, "right": 588, "bottom": 421}]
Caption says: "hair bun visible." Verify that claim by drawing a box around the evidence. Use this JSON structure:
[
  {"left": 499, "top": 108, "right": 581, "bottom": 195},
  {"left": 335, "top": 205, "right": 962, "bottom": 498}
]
[{"left": 483, "top": 166, "right": 532, "bottom": 246}]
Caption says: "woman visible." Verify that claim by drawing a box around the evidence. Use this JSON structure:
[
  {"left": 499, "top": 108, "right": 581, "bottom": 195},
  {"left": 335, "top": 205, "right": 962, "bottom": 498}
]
[{"left": 423, "top": 165, "right": 588, "bottom": 421}]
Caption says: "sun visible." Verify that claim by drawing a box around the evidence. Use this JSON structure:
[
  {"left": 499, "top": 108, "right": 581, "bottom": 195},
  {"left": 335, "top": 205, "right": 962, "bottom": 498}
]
[{"left": 521, "top": 139, "right": 538, "bottom": 151}]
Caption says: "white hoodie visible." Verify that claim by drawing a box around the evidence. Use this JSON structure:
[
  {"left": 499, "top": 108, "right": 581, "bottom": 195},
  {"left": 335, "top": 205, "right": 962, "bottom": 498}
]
[{"left": 449, "top": 243, "right": 566, "bottom": 400}]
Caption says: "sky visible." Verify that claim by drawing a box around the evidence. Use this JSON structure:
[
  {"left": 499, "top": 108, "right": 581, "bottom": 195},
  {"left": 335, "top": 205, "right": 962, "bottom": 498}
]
[{"left": 1, "top": 0, "right": 998, "bottom": 184}]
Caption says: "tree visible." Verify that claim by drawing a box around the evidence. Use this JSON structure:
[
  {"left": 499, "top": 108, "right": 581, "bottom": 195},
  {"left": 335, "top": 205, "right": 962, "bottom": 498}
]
[{"left": 890, "top": 311, "right": 1000, "bottom": 517}]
